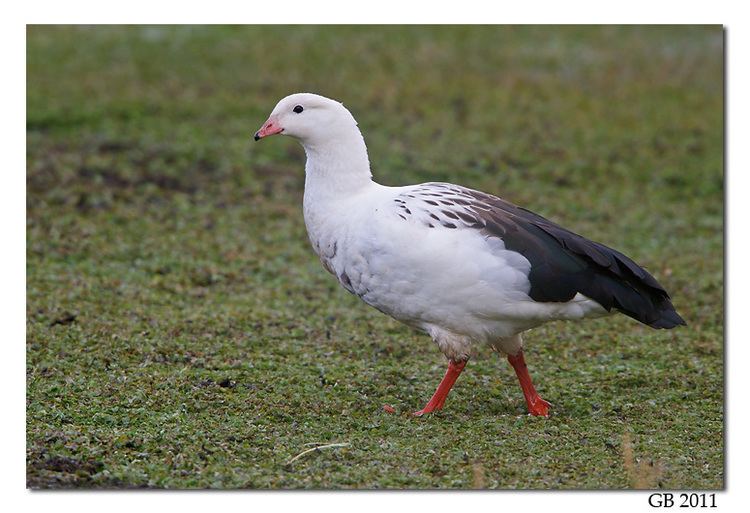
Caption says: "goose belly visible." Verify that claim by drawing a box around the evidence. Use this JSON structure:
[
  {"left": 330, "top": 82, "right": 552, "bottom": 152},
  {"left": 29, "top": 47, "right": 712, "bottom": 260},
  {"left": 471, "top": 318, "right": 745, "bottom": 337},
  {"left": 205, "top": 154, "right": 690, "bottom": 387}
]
[{"left": 315, "top": 203, "right": 607, "bottom": 342}]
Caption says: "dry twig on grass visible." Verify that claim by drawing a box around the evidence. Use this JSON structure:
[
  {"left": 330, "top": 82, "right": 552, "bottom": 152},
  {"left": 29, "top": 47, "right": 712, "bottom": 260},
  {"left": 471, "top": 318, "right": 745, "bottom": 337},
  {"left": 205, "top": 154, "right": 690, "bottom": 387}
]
[
  {"left": 622, "top": 431, "right": 664, "bottom": 489},
  {"left": 471, "top": 461, "right": 486, "bottom": 489},
  {"left": 285, "top": 442, "right": 350, "bottom": 469}
]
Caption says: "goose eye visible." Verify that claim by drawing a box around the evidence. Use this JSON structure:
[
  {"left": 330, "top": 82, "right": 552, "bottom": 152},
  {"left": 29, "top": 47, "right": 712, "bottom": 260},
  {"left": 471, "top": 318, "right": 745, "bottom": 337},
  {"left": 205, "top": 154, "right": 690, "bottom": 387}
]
[{"left": 293, "top": 105, "right": 304, "bottom": 114}]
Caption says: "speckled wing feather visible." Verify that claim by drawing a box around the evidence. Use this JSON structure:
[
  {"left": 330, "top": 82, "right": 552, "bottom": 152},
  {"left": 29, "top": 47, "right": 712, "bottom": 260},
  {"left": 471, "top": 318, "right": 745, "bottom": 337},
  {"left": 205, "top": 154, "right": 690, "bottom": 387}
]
[{"left": 394, "top": 183, "right": 686, "bottom": 329}]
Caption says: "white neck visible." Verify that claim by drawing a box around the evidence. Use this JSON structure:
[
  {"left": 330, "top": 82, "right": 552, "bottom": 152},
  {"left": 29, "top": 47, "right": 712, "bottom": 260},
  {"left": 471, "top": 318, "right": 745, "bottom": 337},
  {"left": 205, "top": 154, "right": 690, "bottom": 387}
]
[
  {"left": 298, "top": 123, "right": 378, "bottom": 258},
  {"left": 301, "top": 126, "right": 374, "bottom": 200}
]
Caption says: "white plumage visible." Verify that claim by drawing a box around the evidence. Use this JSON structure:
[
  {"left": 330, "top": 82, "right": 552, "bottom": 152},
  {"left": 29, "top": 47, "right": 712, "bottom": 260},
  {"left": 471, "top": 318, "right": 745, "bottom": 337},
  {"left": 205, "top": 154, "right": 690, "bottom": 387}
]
[
  {"left": 254, "top": 92, "right": 684, "bottom": 416},
  {"left": 306, "top": 180, "right": 608, "bottom": 357}
]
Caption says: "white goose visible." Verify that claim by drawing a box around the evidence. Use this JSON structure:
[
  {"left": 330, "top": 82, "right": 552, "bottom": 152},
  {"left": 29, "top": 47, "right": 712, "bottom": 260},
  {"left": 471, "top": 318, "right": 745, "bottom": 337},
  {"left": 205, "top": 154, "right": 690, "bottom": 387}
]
[{"left": 254, "top": 93, "right": 685, "bottom": 416}]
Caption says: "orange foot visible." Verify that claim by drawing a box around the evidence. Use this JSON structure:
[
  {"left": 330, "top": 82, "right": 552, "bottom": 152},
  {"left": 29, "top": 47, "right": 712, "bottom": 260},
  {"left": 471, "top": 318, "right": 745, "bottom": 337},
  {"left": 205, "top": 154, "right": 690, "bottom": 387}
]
[{"left": 528, "top": 396, "right": 551, "bottom": 417}]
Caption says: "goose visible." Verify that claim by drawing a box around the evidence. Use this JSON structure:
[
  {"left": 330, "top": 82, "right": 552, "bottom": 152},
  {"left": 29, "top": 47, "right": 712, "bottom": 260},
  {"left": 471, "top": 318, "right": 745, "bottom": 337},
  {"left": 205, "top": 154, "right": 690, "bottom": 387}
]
[{"left": 253, "top": 93, "right": 685, "bottom": 416}]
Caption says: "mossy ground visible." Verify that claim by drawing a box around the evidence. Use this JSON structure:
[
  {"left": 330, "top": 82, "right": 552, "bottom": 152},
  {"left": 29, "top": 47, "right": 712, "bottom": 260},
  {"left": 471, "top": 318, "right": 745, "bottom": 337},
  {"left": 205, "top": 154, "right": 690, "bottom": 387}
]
[{"left": 26, "top": 25, "right": 723, "bottom": 489}]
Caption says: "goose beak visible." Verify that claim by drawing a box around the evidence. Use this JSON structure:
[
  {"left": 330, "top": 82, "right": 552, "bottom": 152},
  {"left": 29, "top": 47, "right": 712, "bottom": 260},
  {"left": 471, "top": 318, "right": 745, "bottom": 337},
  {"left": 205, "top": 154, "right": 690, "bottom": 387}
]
[{"left": 254, "top": 117, "right": 284, "bottom": 141}]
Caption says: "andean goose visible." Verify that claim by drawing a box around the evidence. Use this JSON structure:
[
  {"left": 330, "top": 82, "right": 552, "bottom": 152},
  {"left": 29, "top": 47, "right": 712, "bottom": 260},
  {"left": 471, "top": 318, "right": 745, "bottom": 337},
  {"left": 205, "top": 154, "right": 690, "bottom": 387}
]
[{"left": 254, "top": 93, "right": 685, "bottom": 416}]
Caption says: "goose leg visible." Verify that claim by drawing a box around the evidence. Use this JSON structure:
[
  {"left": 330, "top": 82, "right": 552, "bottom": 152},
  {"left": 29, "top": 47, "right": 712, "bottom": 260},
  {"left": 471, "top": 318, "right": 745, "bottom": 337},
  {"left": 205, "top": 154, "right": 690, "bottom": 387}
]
[
  {"left": 413, "top": 360, "right": 467, "bottom": 416},
  {"left": 507, "top": 350, "right": 550, "bottom": 416}
]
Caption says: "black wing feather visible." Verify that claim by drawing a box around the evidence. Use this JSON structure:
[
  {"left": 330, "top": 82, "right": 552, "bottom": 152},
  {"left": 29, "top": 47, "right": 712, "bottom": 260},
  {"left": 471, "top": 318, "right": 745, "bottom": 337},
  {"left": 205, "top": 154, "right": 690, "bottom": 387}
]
[{"left": 418, "top": 184, "right": 686, "bottom": 329}]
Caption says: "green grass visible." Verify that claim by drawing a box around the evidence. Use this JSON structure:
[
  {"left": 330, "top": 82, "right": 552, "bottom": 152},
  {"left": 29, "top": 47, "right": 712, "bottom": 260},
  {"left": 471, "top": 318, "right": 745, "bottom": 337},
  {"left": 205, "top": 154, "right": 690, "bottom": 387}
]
[{"left": 26, "top": 25, "right": 723, "bottom": 489}]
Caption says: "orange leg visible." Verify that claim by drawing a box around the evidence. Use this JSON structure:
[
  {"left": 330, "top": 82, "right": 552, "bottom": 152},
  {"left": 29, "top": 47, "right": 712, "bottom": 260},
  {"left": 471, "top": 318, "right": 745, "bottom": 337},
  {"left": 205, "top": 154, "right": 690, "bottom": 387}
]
[
  {"left": 413, "top": 360, "right": 467, "bottom": 416},
  {"left": 507, "top": 350, "right": 550, "bottom": 416}
]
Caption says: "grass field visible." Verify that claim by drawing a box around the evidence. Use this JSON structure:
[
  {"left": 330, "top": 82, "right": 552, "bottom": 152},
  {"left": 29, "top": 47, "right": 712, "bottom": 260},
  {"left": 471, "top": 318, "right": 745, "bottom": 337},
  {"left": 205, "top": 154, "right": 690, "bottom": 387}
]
[{"left": 26, "top": 25, "right": 724, "bottom": 489}]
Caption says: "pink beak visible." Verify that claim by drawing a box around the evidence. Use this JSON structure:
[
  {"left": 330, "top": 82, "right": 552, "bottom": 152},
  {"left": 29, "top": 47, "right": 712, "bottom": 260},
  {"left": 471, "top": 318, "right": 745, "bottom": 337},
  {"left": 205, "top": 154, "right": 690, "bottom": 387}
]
[{"left": 254, "top": 117, "right": 284, "bottom": 141}]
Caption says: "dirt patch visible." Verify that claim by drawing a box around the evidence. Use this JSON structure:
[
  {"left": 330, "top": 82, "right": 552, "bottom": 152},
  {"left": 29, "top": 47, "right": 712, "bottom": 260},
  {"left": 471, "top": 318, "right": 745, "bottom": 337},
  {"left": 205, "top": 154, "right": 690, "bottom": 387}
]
[
  {"left": 26, "top": 450, "right": 153, "bottom": 489},
  {"left": 28, "top": 138, "right": 221, "bottom": 200},
  {"left": 40, "top": 455, "right": 103, "bottom": 474},
  {"left": 27, "top": 453, "right": 103, "bottom": 489},
  {"left": 49, "top": 312, "right": 77, "bottom": 327}
]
